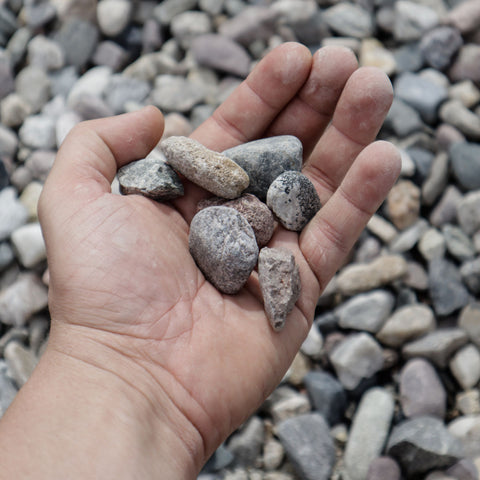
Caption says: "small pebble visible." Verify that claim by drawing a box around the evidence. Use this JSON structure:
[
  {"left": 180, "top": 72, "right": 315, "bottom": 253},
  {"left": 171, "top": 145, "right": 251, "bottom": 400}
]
[
  {"left": 161, "top": 136, "right": 249, "bottom": 199},
  {"left": 266, "top": 171, "right": 321, "bottom": 232},
  {"left": 258, "top": 247, "right": 301, "bottom": 332},
  {"left": 189, "top": 206, "right": 258, "bottom": 295},
  {"left": 117, "top": 156, "right": 184, "bottom": 201}
]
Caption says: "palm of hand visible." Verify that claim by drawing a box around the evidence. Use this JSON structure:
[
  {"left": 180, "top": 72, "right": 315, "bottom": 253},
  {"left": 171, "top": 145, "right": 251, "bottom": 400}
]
[{"left": 39, "top": 43, "right": 400, "bottom": 460}]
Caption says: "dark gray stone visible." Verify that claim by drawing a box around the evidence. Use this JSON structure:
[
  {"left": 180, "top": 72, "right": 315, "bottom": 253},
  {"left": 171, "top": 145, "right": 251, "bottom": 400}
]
[
  {"left": 0, "top": 6, "right": 17, "bottom": 38},
  {"left": 384, "top": 98, "right": 423, "bottom": 137},
  {"left": 428, "top": 258, "right": 471, "bottom": 316},
  {"left": 223, "top": 136, "right": 303, "bottom": 201},
  {"left": 267, "top": 171, "right": 321, "bottom": 232},
  {"left": 387, "top": 416, "right": 464, "bottom": 477},
  {"left": 258, "top": 247, "right": 300, "bottom": 332},
  {"left": 117, "top": 156, "right": 184, "bottom": 201},
  {"left": 276, "top": 413, "right": 335, "bottom": 480},
  {"left": 303, "top": 371, "right": 347, "bottom": 426},
  {"left": 227, "top": 416, "right": 264, "bottom": 466},
  {"left": 399, "top": 358, "right": 447, "bottom": 419},
  {"left": 450, "top": 142, "right": 480, "bottom": 191},
  {"left": 189, "top": 207, "right": 258, "bottom": 295},
  {"left": 420, "top": 26, "right": 463, "bottom": 70}
]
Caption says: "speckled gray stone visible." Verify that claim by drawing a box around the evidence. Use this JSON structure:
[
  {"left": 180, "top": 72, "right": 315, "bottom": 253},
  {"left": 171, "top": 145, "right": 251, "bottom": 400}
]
[
  {"left": 223, "top": 136, "right": 303, "bottom": 201},
  {"left": 267, "top": 171, "right": 321, "bottom": 232},
  {"left": 197, "top": 194, "right": 274, "bottom": 247},
  {"left": 258, "top": 247, "right": 301, "bottom": 332},
  {"left": 117, "top": 156, "right": 184, "bottom": 201},
  {"left": 161, "top": 136, "right": 249, "bottom": 199},
  {"left": 189, "top": 206, "right": 258, "bottom": 294}
]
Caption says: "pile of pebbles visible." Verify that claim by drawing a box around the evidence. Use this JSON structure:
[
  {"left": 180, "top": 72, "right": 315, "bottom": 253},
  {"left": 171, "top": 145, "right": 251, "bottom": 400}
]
[{"left": 0, "top": 0, "right": 480, "bottom": 479}]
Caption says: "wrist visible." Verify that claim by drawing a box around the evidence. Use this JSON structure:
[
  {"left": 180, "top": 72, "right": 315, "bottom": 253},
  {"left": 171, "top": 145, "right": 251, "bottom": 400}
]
[{"left": 0, "top": 322, "right": 204, "bottom": 480}]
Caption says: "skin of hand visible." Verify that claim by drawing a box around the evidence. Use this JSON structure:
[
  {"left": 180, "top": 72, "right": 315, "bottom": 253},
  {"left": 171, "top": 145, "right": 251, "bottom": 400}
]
[{"left": 0, "top": 43, "right": 400, "bottom": 479}]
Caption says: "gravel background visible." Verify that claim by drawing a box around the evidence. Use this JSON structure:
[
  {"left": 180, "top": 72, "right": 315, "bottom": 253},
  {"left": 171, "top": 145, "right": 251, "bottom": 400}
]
[{"left": 0, "top": 0, "right": 480, "bottom": 479}]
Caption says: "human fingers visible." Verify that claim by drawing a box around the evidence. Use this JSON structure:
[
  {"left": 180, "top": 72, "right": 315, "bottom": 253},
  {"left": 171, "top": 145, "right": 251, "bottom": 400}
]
[
  {"left": 38, "top": 106, "right": 164, "bottom": 226},
  {"left": 264, "top": 46, "right": 358, "bottom": 157},
  {"left": 303, "top": 68, "right": 394, "bottom": 204},
  {"left": 300, "top": 141, "right": 401, "bottom": 293}
]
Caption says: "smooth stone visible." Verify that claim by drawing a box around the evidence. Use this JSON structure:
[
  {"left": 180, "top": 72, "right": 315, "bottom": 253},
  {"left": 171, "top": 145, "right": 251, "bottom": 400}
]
[
  {"left": 394, "top": 72, "right": 448, "bottom": 124},
  {"left": 393, "top": 1, "right": 439, "bottom": 42},
  {"left": 303, "top": 371, "right": 347, "bottom": 426},
  {"left": 343, "top": 388, "right": 394, "bottom": 480},
  {"left": 151, "top": 75, "right": 205, "bottom": 113},
  {"left": 335, "top": 290, "right": 394, "bottom": 333},
  {"left": 389, "top": 218, "right": 429, "bottom": 253},
  {"left": 450, "top": 344, "right": 480, "bottom": 390},
  {"left": 0, "top": 187, "right": 28, "bottom": 241},
  {"left": 376, "top": 304, "right": 435, "bottom": 348},
  {"left": 223, "top": 136, "right": 303, "bottom": 201},
  {"left": 162, "top": 113, "right": 192, "bottom": 140},
  {"left": 366, "top": 457, "right": 401, "bottom": 480},
  {"left": 420, "top": 26, "right": 463, "bottom": 71},
  {"left": 403, "top": 261, "right": 429, "bottom": 290},
  {"left": 227, "top": 416, "right": 264, "bottom": 467},
  {"left": 300, "top": 324, "right": 323, "bottom": 360},
  {"left": 329, "top": 333, "right": 384, "bottom": 390},
  {"left": 15, "top": 66, "right": 51, "bottom": 113},
  {"left": 450, "top": 80, "right": 480, "bottom": 109},
  {"left": 429, "top": 258, "right": 471, "bottom": 316},
  {"left": 262, "top": 437, "right": 284, "bottom": 471},
  {"left": 450, "top": 142, "right": 480, "bottom": 191},
  {"left": 400, "top": 358, "right": 447, "bottom": 419},
  {"left": 384, "top": 98, "right": 423, "bottom": 137},
  {"left": 10, "top": 223, "right": 46, "bottom": 268},
  {"left": 6, "top": 27, "right": 31, "bottom": 68},
  {"left": 170, "top": 11, "right": 212, "bottom": 49},
  {"left": 387, "top": 416, "right": 464, "bottom": 476},
  {"left": 430, "top": 185, "right": 462, "bottom": 228},
  {"left": 276, "top": 413, "right": 335, "bottom": 480},
  {"left": 21, "top": 3, "right": 57, "bottom": 29},
  {"left": 323, "top": 3, "right": 374, "bottom": 38},
  {"left": 25, "top": 150, "right": 55, "bottom": 182},
  {"left": 441, "top": 102, "right": 480, "bottom": 142},
  {"left": 19, "top": 115, "right": 56, "bottom": 150},
  {"left": 197, "top": 194, "right": 275, "bottom": 247},
  {"left": 402, "top": 328, "right": 469, "bottom": 368},
  {"left": 27, "top": 35, "right": 65, "bottom": 71},
  {"left": 366, "top": 214, "right": 398, "bottom": 244},
  {"left": 189, "top": 207, "right": 258, "bottom": 295},
  {"left": 422, "top": 152, "right": 450, "bottom": 207},
  {"left": 336, "top": 255, "right": 407, "bottom": 296},
  {"left": 191, "top": 34, "right": 251, "bottom": 78},
  {"left": 161, "top": 136, "right": 249, "bottom": 199},
  {"left": 96, "top": 0, "right": 132, "bottom": 37},
  {"left": 446, "top": 459, "right": 479, "bottom": 480},
  {"left": 153, "top": 0, "right": 197, "bottom": 26},
  {"left": 104, "top": 75, "right": 150, "bottom": 114},
  {"left": 457, "top": 191, "right": 480, "bottom": 236},
  {"left": 443, "top": 224, "right": 475, "bottom": 261},
  {"left": 418, "top": 227, "right": 446, "bottom": 262},
  {"left": 67, "top": 66, "right": 112, "bottom": 107},
  {"left": 0, "top": 93, "right": 31, "bottom": 128},
  {"left": 258, "top": 247, "right": 300, "bottom": 332},
  {"left": 446, "top": 0, "right": 480, "bottom": 34},
  {"left": 448, "top": 415, "right": 480, "bottom": 458},
  {"left": 266, "top": 171, "right": 321, "bottom": 232},
  {"left": 92, "top": 41, "right": 128, "bottom": 71},
  {"left": 0, "top": 242, "right": 14, "bottom": 271},
  {"left": 457, "top": 390, "right": 480, "bottom": 415},
  {"left": 3, "top": 341, "right": 37, "bottom": 388},
  {"left": 270, "top": 389, "right": 310, "bottom": 424},
  {"left": 0, "top": 274, "right": 49, "bottom": 327},
  {"left": 118, "top": 156, "right": 184, "bottom": 202},
  {"left": 69, "top": 94, "right": 114, "bottom": 120},
  {"left": 449, "top": 44, "right": 480, "bottom": 85},
  {"left": 459, "top": 303, "right": 480, "bottom": 347},
  {"left": 386, "top": 179, "right": 421, "bottom": 230},
  {"left": 0, "top": 361, "right": 17, "bottom": 416},
  {"left": 218, "top": 6, "right": 278, "bottom": 45},
  {"left": 359, "top": 38, "right": 396, "bottom": 76},
  {"left": 54, "top": 19, "right": 99, "bottom": 69}
]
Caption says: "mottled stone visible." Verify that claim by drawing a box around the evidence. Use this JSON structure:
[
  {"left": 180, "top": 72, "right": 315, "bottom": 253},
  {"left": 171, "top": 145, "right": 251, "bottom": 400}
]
[
  {"left": 223, "top": 136, "right": 303, "bottom": 201},
  {"left": 420, "top": 26, "right": 463, "bottom": 71},
  {"left": 376, "top": 304, "right": 435, "bottom": 348},
  {"left": 153, "top": 0, "right": 197, "bottom": 26},
  {"left": 387, "top": 416, "right": 464, "bottom": 476},
  {"left": 400, "top": 358, "right": 446, "bottom": 419},
  {"left": 227, "top": 416, "right": 264, "bottom": 467},
  {"left": 402, "top": 328, "right": 469, "bottom": 368},
  {"left": 117, "top": 156, "right": 184, "bottom": 201},
  {"left": 429, "top": 258, "right": 471, "bottom": 316},
  {"left": 258, "top": 247, "right": 300, "bottom": 332},
  {"left": 267, "top": 171, "right": 321, "bottom": 232},
  {"left": 0, "top": 361, "right": 17, "bottom": 416},
  {"left": 344, "top": 388, "right": 395, "bottom": 480},
  {"left": 10, "top": 223, "right": 46, "bottom": 268},
  {"left": 270, "top": 389, "right": 310, "bottom": 423},
  {"left": 387, "top": 180, "right": 421, "bottom": 230},
  {"left": 456, "top": 390, "right": 480, "bottom": 415},
  {"left": 189, "top": 207, "right": 258, "bottom": 294},
  {"left": 19, "top": 115, "right": 56, "bottom": 150},
  {"left": 329, "top": 333, "right": 384, "bottom": 390},
  {"left": 27, "top": 35, "right": 65, "bottom": 71},
  {"left": 161, "top": 136, "right": 249, "bottom": 199},
  {"left": 104, "top": 75, "right": 150, "bottom": 114},
  {"left": 443, "top": 224, "right": 475, "bottom": 261},
  {"left": 457, "top": 191, "right": 480, "bottom": 236},
  {"left": 276, "top": 413, "right": 335, "bottom": 480},
  {"left": 197, "top": 194, "right": 274, "bottom": 247}
]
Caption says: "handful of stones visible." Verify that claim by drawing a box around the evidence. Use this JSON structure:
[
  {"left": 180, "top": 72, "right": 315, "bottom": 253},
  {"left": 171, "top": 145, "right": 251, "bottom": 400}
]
[{"left": 117, "top": 135, "right": 321, "bottom": 331}]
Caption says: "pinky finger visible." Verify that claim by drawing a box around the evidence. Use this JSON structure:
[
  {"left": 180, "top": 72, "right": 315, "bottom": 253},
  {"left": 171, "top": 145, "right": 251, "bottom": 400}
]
[{"left": 300, "top": 141, "right": 401, "bottom": 293}]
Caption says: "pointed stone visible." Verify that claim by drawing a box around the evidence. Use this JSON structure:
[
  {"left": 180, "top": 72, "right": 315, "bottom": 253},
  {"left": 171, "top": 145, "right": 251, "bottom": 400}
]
[
  {"left": 258, "top": 247, "right": 301, "bottom": 332},
  {"left": 161, "top": 136, "right": 249, "bottom": 199}
]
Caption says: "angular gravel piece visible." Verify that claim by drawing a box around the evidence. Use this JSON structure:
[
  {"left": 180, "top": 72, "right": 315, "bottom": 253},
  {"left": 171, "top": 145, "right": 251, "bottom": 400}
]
[
  {"left": 117, "top": 156, "right": 184, "bottom": 201},
  {"left": 223, "top": 136, "right": 303, "bottom": 201},
  {"left": 266, "top": 171, "right": 321, "bottom": 232},
  {"left": 161, "top": 136, "right": 249, "bottom": 199},
  {"left": 258, "top": 247, "right": 301, "bottom": 332},
  {"left": 189, "top": 206, "right": 258, "bottom": 295},
  {"left": 197, "top": 194, "right": 275, "bottom": 247}
]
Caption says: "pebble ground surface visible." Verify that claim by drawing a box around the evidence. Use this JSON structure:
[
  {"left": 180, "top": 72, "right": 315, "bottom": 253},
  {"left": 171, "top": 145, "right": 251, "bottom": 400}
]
[{"left": 0, "top": 0, "right": 480, "bottom": 479}]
